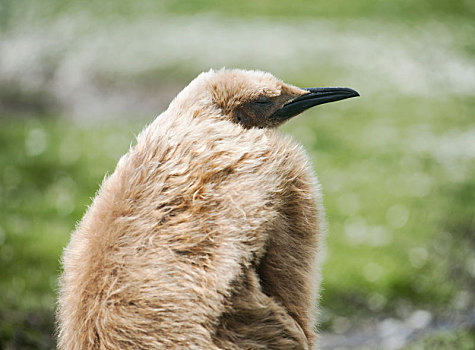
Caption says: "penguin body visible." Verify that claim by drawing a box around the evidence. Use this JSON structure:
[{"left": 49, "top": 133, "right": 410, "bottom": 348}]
[{"left": 58, "top": 69, "right": 358, "bottom": 349}]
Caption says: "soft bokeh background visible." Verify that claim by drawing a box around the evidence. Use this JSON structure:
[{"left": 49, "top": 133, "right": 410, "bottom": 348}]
[{"left": 1, "top": 1, "right": 474, "bottom": 349}]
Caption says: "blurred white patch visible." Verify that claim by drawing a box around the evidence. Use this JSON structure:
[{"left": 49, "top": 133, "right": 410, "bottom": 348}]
[
  {"left": 368, "top": 293, "right": 387, "bottom": 312},
  {"left": 2, "top": 16, "right": 474, "bottom": 119},
  {"left": 25, "top": 127, "right": 47, "bottom": 156},
  {"left": 468, "top": 257, "right": 475, "bottom": 278},
  {"left": 409, "top": 127, "right": 475, "bottom": 184},
  {"left": 454, "top": 290, "right": 471, "bottom": 310},
  {"left": 344, "top": 216, "right": 392, "bottom": 246},
  {"left": 104, "top": 132, "right": 131, "bottom": 159},
  {"left": 386, "top": 205, "right": 409, "bottom": 229},
  {"left": 56, "top": 191, "right": 76, "bottom": 216},
  {"left": 332, "top": 316, "right": 352, "bottom": 334},
  {"left": 46, "top": 176, "right": 77, "bottom": 216},
  {"left": 405, "top": 310, "right": 432, "bottom": 329},
  {"left": 365, "top": 124, "right": 399, "bottom": 148},
  {"left": 367, "top": 225, "right": 393, "bottom": 247},
  {"left": 322, "top": 169, "right": 345, "bottom": 194},
  {"left": 409, "top": 247, "right": 428, "bottom": 269},
  {"left": 363, "top": 262, "right": 383, "bottom": 282},
  {"left": 344, "top": 216, "right": 367, "bottom": 245},
  {"left": 378, "top": 318, "right": 412, "bottom": 350},
  {"left": 406, "top": 172, "right": 433, "bottom": 198}
]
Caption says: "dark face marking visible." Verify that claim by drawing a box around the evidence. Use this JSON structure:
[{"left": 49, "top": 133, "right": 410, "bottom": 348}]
[{"left": 232, "top": 94, "right": 295, "bottom": 129}]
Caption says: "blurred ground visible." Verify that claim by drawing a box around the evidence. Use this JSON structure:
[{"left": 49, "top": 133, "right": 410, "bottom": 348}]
[{"left": 0, "top": 1, "right": 474, "bottom": 349}]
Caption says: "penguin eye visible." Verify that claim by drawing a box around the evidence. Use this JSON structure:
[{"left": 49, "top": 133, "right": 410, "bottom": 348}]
[{"left": 253, "top": 96, "right": 272, "bottom": 105}]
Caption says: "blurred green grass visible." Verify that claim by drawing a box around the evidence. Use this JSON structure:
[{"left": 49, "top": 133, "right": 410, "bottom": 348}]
[
  {"left": 403, "top": 329, "right": 475, "bottom": 350},
  {"left": 285, "top": 96, "right": 474, "bottom": 327},
  {"left": 2, "top": 0, "right": 475, "bottom": 28},
  {"left": 1, "top": 0, "right": 474, "bottom": 348},
  {"left": 0, "top": 120, "right": 142, "bottom": 348}
]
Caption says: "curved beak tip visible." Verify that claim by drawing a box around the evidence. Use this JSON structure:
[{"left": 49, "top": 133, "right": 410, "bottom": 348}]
[
  {"left": 304, "top": 87, "right": 360, "bottom": 98},
  {"left": 272, "top": 86, "right": 360, "bottom": 121}
]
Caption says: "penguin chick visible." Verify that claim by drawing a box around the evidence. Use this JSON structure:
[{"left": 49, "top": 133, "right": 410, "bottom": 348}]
[{"left": 57, "top": 69, "right": 358, "bottom": 350}]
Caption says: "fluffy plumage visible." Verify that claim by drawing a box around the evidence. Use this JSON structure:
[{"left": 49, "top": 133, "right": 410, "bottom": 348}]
[{"left": 58, "top": 69, "right": 328, "bottom": 349}]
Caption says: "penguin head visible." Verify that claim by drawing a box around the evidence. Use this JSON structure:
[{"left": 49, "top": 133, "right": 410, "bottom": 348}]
[{"left": 173, "top": 68, "right": 359, "bottom": 129}]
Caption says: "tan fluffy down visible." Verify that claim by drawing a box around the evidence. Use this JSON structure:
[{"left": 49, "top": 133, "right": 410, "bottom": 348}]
[{"left": 57, "top": 69, "right": 326, "bottom": 349}]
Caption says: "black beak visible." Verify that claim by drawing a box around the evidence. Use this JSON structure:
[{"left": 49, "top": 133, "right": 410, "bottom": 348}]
[{"left": 271, "top": 87, "right": 359, "bottom": 121}]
